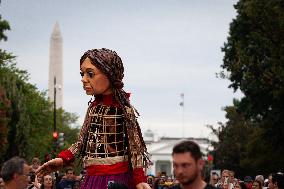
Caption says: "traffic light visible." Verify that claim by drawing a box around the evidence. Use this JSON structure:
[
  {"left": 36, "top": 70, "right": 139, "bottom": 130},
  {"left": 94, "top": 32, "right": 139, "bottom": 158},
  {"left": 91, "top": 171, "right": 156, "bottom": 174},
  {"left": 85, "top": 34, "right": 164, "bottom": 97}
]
[
  {"left": 207, "top": 154, "right": 213, "bottom": 165},
  {"left": 53, "top": 132, "right": 58, "bottom": 140},
  {"left": 207, "top": 154, "right": 213, "bottom": 161},
  {"left": 58, "top": 132, "right": 64, "bottom": 147}
]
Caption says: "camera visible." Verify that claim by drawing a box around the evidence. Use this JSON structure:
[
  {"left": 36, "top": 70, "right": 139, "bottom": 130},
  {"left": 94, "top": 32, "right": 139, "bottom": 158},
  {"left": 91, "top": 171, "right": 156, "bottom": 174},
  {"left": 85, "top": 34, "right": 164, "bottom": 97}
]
[{"left": 29, "top": 172, "right": 36, "bottom": 183}]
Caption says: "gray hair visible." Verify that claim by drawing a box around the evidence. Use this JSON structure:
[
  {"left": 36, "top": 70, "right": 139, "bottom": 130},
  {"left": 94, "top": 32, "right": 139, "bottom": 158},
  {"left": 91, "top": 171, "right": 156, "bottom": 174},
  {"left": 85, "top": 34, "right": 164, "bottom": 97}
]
[
  {"left": 255, "top": 175, "right": 264, "bottom": 184},
  {"left": 0, "top": 156, "right": 27, "bottom": 182}
]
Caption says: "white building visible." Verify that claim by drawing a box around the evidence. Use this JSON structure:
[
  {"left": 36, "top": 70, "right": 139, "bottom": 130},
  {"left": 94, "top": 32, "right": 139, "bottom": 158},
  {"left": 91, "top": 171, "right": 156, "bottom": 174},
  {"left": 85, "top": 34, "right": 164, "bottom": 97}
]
[{"left": 144, "top": 129, "right": 211, "bottom": 176}]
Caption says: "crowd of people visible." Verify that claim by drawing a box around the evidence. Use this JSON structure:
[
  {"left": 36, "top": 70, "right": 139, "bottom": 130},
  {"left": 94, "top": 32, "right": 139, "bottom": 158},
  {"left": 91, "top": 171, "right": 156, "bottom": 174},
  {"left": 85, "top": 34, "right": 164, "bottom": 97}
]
[
  {"left": 0, "top": 156, "right": 83, "bottom": 189},
  {"left": 144, "top": 171, "right": 284, "bottom": 189},
  {"left": 207, "top": 170, "right": 284, "bottom": 189},
  {"left": 144, "top": 141, "right": 284, "bottom": 189},
  {"left": 1, "top": 141, "right": 283, "bottom": 189}
]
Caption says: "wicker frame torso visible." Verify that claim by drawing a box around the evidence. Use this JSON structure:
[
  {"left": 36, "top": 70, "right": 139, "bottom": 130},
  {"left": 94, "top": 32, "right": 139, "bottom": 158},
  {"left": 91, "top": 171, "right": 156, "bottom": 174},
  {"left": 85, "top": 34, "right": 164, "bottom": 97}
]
[{"left": 85, "top": 104, "right": 128, "bottom": 159}]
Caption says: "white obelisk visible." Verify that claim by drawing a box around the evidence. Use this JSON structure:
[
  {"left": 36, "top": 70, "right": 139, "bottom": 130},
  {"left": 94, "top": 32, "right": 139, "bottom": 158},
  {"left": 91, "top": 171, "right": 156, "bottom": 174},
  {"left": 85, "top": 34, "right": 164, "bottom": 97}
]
[{"left": 48, "top": 22, "right": 63, "bottom": 109}]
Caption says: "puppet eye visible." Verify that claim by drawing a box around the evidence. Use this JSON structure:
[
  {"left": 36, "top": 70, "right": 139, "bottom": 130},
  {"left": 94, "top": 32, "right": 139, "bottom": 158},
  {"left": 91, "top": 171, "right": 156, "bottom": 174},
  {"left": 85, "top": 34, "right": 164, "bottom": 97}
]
[
  {"left": 80, "top": 71, "right": 84, "bottom": 77},
  {"left": 87, "top": 71, "right": 94, "bottom": 78},
  {"left": 80, "top": 71, "right": 95, "bottom": 78}
]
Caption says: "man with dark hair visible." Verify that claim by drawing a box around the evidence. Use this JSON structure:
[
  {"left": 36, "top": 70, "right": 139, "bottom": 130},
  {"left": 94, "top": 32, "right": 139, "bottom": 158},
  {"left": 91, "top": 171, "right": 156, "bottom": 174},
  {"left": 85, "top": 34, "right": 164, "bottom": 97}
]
[
  {"left": 209, "top": 172, "right": 219, "bottom": 187},
  {"left": 108, "top": 182, "right": 129, "bottom": 189},
  {"left": 57, "top": 167, "right": 75, "bottom": 189},
  {"left": 270, "top": 173, "right": 284, "bottom": 189},
  {"left": 170, "top": 140, "right": 215, "bottom": 189},
  {"left": 0, "top": 156, "right": 30, "bottom": 189}
]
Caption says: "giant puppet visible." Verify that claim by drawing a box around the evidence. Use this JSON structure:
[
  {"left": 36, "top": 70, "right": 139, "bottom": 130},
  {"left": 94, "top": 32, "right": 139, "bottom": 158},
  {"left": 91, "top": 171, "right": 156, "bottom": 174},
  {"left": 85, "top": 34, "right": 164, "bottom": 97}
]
[{"left": 36, "top": 48, "right": 150, "bottom": 189}]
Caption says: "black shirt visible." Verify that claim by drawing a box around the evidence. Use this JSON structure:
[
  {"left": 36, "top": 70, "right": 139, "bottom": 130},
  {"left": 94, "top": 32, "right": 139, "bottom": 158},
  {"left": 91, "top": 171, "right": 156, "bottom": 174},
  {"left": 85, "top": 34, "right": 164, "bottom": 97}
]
[{"left": 56, "top": 179, "right": 74, "bottom": 189}]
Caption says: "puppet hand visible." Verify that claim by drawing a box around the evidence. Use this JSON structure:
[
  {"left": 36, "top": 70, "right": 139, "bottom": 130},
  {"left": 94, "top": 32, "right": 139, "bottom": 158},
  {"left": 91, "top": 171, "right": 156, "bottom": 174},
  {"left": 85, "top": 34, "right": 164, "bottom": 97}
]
[
  {"left": 136, "top": 182, "right": 151, "bottom": 189},
  {"left": 35, "top": 158, "right": 63, "bottom": 178}
]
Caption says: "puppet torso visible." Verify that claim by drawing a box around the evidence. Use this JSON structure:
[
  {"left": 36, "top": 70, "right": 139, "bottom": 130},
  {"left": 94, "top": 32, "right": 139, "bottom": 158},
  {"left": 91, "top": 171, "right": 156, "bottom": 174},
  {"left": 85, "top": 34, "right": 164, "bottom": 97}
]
[
  {"left": 85, "top": 103, "right": 128, "bottom": 159},
  {"left": 67, "top": 95, "right": 146, "bottom": 169}
]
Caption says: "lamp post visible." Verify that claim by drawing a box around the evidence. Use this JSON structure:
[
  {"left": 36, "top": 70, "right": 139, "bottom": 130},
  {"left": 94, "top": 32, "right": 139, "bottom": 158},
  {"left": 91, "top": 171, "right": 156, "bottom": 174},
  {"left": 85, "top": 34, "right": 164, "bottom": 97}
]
[
  {"left": 54, "top": 76, "right": 57, "bottom": 133},
  {"left": 179, "top": 93, "right": 185, "bottom": 138},
  {"left": 53, "top": 76, "right": 57, "bottom": 152}
]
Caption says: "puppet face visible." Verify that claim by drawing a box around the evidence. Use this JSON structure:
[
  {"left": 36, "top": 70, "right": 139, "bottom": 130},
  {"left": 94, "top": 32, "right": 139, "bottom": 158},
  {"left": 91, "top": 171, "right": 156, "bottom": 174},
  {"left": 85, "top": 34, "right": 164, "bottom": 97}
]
[{"left": 80, "top": 57, "right": 112, "bottom": 95}]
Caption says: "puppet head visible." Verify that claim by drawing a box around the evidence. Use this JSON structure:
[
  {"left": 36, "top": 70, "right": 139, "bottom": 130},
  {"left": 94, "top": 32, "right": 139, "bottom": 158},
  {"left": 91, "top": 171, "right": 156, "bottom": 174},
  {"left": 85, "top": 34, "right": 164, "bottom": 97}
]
[{"left": 80, "top": 48, "right": 124, "bottom": 96}]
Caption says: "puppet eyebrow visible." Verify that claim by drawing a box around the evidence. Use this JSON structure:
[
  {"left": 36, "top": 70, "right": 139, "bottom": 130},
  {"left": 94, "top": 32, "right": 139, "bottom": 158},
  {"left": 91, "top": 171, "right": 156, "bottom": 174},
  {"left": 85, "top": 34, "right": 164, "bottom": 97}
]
[
  {"left": 80, "top": 67, "right": 95, "bottom": 72},
  {"left": 86, "top": 68, "right": 95, "bottom": 72}
]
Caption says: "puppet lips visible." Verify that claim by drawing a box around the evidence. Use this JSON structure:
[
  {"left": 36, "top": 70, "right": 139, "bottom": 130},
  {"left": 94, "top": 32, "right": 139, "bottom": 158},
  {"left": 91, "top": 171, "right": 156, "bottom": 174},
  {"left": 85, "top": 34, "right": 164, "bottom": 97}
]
[{"left": 84, "top": 86, "right": 92, "bottom": 91}]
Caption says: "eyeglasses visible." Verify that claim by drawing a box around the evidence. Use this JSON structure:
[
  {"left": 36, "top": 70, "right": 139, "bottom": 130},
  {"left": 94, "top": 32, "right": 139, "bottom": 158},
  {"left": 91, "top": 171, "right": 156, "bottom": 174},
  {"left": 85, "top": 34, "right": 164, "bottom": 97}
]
[
  {"left": 80, "top": 71, "right": 95, "bottom": 78},
  {"left": 44, "top": 177, "right": 53, "bottom": 181}
]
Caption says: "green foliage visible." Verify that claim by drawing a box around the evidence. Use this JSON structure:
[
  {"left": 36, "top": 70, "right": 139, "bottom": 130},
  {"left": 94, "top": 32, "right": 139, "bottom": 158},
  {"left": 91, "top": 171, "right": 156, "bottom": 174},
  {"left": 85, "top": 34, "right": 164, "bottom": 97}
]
[
  {"left": 0, "top": 15, "right": 10, "bottom": 42},
  {"left": 0, "top": 13, "right": 13, "bottom": 158},
  {"left": 0, "top": 54, "right": 81, "bottom": 163},
  {"left": 222, "top": 0, "right": 284, "bottom": 122},
  {"left": 208, "top": 100, "right": 255, "bottom": 178},
  {"left": 0, "top": 55, "right": 80, "bottom": 164},
  {"left": 55, "top": 109, "right": 80, "bottom": 152},
  {"left": 214, "top": 0, "right": 284, "bottom": 176},
  {"left": 0, "top": 87, "right": 11, "bottom": 158}
]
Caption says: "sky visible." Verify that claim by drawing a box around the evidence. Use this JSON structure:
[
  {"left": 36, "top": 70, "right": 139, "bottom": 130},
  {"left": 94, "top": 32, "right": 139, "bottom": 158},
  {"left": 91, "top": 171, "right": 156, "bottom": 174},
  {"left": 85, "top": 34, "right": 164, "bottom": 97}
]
[{"left": 0, "top": 0, "right": 242, "bottom": 139}]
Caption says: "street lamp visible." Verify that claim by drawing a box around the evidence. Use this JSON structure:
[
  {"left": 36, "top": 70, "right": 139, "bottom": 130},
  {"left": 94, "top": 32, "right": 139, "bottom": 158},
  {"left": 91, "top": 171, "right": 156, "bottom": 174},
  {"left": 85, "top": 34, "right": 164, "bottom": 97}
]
[
  {"left": 53, "top": 77, "right": 57, "bottom": 152},
  {"left": 179, "top": 93, "right": 185, "bottom": 138},
  {"left": 53, "top": 77, "right": 57, "bottom": 133}
]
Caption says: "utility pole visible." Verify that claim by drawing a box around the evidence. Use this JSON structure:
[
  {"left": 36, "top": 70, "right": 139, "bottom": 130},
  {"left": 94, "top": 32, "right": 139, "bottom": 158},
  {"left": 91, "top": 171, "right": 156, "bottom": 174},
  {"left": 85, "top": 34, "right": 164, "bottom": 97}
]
[
  {"left": 180, "top": 93, "right": 185, "bottom": 138},
  {"left": 54, "top": 76, "right": 57, "bottom": 133},
  {"left": 53, "top": 76, "right": 57, "bottom": 153}
]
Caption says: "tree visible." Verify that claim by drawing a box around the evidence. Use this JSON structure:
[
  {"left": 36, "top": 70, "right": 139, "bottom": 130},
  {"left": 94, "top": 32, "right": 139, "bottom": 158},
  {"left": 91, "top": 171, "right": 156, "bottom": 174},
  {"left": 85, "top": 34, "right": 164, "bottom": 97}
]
[
  {"left": 0, "top": 87, "right": 11, "bottom": 158},
  {"left": 219, "top": 0, "right": 284, "bottom": 173},
  {"left": 0, "top": 57, "right": 81, "bottom": 163},
  {"left": 0, "top": 15, "right": 10, "bottom": 42},
  {"left": 208, "top": 99, "right": 255, "bottom": 178},
  {"left": 0, "top": 11, "right": 12, "bottom": 160},
  {"left": 54, "top": 109, "right": 80, "bottom": 151}
]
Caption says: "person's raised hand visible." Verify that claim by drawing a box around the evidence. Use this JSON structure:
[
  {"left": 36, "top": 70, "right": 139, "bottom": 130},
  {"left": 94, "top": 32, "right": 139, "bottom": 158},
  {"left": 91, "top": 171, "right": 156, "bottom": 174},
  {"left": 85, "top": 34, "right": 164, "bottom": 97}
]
[
  {"left": 35, "top": 158, "right": 63, "bottom": 178},
  {"left": 33, "top": 175, "right": 41, "bottom": 189}
]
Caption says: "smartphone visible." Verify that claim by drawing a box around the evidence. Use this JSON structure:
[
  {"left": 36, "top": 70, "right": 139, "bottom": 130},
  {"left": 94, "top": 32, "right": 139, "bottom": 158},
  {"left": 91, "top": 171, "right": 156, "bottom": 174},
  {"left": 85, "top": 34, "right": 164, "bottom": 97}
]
[
  {"left": 29, "top": 172, "right": 36, "bottom": 183},
  {"left": 224, "top": 177, "right": 228, "bottom": 185}
]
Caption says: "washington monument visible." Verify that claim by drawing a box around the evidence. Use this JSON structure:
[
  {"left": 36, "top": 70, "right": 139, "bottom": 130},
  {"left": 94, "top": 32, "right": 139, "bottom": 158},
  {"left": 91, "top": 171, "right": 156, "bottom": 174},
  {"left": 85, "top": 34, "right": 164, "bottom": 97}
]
[{"left": 48, "top": 22, "right": 63, "bottom": 109}]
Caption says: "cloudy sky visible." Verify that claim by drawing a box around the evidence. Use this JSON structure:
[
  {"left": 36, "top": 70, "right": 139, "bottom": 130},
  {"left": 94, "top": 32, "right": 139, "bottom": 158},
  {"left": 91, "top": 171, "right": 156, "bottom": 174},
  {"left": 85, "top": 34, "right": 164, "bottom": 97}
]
[{"left": 0, "top": 0, "right": 242, "bottom": 138}]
